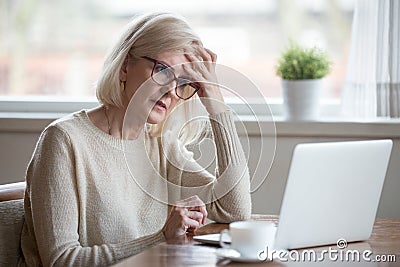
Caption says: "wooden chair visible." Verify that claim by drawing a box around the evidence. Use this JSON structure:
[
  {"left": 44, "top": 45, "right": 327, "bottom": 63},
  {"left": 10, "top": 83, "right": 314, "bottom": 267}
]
[{"left": 0, "top": 182, "right": 26, "bottom": 267}]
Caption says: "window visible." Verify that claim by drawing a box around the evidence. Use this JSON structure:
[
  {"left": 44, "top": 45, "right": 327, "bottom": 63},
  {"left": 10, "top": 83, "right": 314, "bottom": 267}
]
[{"left": 0, "top": 0, "right": 354, "bottom": 105}]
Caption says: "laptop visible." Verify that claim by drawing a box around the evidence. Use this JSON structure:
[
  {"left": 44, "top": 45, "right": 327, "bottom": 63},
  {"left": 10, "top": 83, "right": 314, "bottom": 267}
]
[{"left": 194, "top": 139, "right": 393, "bottom": 250}]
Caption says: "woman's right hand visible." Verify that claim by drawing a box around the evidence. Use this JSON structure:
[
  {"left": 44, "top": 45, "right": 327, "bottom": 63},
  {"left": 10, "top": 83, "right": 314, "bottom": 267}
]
[{"left": 162, "top": 195, "right": 208, "bottom": 240}]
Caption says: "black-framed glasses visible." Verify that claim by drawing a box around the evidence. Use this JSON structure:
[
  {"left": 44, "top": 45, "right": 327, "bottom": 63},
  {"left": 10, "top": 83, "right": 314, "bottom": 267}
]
[{"left": 142, "top": 56, "right": 200, "bottom": 100}]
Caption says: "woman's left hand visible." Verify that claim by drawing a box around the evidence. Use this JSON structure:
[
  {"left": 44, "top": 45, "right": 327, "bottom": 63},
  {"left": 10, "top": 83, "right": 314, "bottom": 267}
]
[
  {"left": 162, "top": 195, "right": 208, "bottom": 240},
  {"left": 184, "top": 46, "right": 227, "bottom": 115}
]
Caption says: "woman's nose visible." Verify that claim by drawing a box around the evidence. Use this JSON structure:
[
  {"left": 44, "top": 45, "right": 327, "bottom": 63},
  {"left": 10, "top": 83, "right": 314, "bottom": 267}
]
[
  {"left": 160, "top": 85, "right": 171, "bottom": 95},
  {"left": 160, "top": 85, "right": 178, "bottom": 99}
]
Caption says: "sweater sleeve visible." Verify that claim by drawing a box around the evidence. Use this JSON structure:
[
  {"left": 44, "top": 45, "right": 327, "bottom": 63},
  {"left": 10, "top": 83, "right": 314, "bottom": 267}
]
[
  {"left": 24, "top": 125, "right": 165, "bottom": 267},
  {"left": 167, "top": 110, "right": 252, "bottom": 223}
]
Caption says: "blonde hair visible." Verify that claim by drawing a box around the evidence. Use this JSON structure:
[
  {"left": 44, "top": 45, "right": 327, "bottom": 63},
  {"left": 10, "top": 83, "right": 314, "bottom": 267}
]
[{"left": 96, "top": 12, "right": 210, "bottom": 144}]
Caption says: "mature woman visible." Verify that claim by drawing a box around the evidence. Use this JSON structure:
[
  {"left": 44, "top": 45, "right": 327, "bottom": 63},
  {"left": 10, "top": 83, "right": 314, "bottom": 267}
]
[{"left": 20, "top": 12, "right": 251, "bottom": 266}]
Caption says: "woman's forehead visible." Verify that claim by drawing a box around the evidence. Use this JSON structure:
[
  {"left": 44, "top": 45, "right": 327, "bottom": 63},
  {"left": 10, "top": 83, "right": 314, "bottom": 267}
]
[{"left": 155, "top": 51, "right": 189, "bottom": 67}]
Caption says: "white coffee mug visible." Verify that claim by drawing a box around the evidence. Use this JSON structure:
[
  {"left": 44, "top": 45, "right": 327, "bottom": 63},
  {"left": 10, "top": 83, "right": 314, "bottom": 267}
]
[{"left": 219, "top": 221, "right": 276, "bottom": 259}]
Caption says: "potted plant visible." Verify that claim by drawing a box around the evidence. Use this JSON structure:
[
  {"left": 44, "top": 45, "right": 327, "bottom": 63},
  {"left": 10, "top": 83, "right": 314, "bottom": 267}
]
[{"left": 276, "top": 42, "right": 331, "bottom": 120}]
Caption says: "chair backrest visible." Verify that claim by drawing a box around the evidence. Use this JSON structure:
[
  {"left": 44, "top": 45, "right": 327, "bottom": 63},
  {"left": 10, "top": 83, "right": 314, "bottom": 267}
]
[
  {"left": 0, "top": 182, "right": 26, "bottom": 202},
  {"left": 0, "top": 182, "right": 26, "bottom": 267}
]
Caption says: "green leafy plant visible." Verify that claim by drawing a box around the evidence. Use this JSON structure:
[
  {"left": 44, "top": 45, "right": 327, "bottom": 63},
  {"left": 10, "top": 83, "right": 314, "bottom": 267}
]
[{"left": 276, "top": 42, "right": 331, "bottom": 80}]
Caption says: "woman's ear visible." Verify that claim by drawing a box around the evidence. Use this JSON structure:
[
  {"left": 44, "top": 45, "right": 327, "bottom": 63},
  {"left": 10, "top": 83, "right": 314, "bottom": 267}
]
[{"left": 119, "top": 56, "right": 129, "bottom": 82}]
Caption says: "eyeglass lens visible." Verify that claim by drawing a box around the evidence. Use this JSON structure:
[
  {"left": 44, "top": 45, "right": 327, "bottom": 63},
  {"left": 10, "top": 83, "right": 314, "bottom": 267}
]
[{"left": 151, "top": 61, "right": 199, "bottom": 100}]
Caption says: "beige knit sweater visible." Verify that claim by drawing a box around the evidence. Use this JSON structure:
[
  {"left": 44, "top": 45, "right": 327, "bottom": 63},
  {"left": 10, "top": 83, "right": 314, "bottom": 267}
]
[{"left": 20, "top": 110, "right": 251, "bottom": 267}]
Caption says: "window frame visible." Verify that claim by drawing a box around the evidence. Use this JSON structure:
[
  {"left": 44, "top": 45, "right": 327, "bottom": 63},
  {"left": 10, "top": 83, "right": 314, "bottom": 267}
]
[{"left": 0, "top": 96, "right": 342, "bottom": 119}]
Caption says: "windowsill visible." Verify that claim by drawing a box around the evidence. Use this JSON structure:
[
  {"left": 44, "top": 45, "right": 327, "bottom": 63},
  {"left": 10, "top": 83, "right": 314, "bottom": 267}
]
[{"left": 1, "top": 112, "right": 399, "bottom": 138}]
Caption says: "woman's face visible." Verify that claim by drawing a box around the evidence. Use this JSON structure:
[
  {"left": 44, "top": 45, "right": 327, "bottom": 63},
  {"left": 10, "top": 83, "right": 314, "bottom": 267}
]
[{"left": 120, "top": 51, "right": 190, "bottom": 124}]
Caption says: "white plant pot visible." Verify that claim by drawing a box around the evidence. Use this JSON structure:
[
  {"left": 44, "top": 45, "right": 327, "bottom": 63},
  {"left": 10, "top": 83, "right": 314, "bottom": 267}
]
[{"left": 282, "top": 79, "right": 322, "bottom": 121}]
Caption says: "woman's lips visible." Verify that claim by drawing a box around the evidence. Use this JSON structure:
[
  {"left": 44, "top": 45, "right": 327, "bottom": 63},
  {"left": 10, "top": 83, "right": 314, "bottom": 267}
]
[{"left": 153, "top": 100, "right": 167, "bottom": 110}]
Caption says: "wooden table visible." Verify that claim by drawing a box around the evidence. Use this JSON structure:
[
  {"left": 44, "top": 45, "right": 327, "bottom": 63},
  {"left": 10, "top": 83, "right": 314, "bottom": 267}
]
[{"left": 113, "top": 215, "right": 400, "bottom": 266}]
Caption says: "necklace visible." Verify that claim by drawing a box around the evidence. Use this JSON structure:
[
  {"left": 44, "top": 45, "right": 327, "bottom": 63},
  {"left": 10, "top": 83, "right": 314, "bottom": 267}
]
[{"left": 103, "top": 105, "right": 111, "bottom": 135}]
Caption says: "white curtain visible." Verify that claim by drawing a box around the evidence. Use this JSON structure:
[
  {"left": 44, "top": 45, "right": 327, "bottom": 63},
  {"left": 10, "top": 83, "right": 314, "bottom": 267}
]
[{"left": 342, "top": 0, "right": 400, "bottom": 118}]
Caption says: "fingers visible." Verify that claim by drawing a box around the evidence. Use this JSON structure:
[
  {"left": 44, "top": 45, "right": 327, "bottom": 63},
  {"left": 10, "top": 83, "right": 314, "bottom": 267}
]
[
  {"left": 181, "top": 62, "right": 210, "bottom": 91},
  {"left": 198, "top": 205, "right": 208, "bottom": 225},
  {"left": 181, "top": 61, "right": 202, "bottom": 79},
  {"left": 176, "top": 195, "right": 208, "bottom": 225},
  {"left": 184, "top": 46, "right": 217, "bottom": 76},
  {"left": 184, "top": 54, "right": 208, "bottom": 79},
  {"left": 193, "top": 45, "right": 216, "bottom": 63},
  {"left": 186, "top": 210, "right": 204, "bottom": 223},
  {"left": 197, "top": 47, "right": 217, "bottom": 72},
  {"left": 183, "top": 215, "right": 201, "bottom": 231},
  {"left": 182, "top": 46, "right": 224, "bottom": 113},
  {"left": 162, "top": 195, "right": 209, "bottom": 240},
  {"left": 204, "top": 48, "right": 217, "bottom": 63},
  {"left": 196, "top": 46, "right": 212, "bottom": 63}
]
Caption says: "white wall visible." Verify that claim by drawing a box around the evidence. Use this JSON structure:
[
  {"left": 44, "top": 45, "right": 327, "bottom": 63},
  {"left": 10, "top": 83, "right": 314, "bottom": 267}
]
[
  {"left": 249, "top": 136, "right": 400, "bottom": 219},
  {"left": 0, "top": 132, "right": 39, "bottom": 184},
  {"left": 0, "top": 116, "right": 399, "bottom": 218}
]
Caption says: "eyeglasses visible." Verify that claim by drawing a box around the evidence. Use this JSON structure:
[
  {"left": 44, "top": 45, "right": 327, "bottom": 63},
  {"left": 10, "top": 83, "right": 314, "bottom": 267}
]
[{"left": 142, "top": 56, "right": 200, "bottom": 100}]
